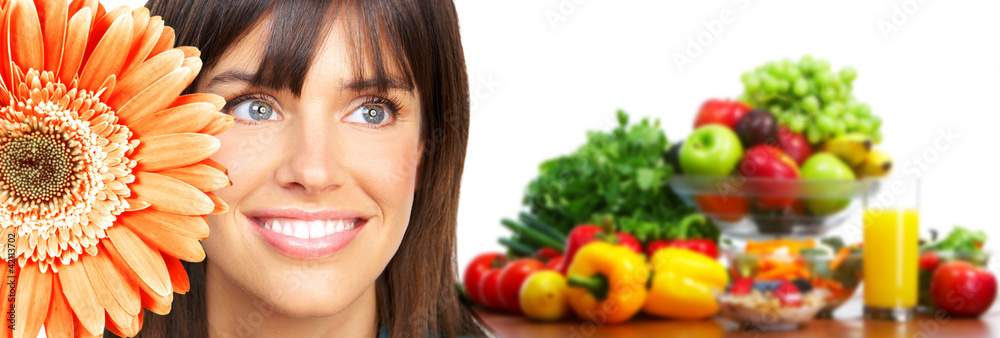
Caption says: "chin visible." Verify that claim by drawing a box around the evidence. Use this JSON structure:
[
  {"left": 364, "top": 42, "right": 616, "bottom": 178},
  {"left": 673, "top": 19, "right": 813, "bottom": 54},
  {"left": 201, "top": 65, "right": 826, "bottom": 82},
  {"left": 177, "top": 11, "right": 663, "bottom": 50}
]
[{"left": 255, "top": 274, "right": 368, "bottom": 318}]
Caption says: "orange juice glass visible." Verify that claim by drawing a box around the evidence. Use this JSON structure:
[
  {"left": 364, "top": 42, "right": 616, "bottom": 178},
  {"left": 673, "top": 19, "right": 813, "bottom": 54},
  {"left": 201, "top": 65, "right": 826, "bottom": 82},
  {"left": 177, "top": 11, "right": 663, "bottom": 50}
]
[{"left": 862, "top": 178, "right": 919, "bottom": 321}]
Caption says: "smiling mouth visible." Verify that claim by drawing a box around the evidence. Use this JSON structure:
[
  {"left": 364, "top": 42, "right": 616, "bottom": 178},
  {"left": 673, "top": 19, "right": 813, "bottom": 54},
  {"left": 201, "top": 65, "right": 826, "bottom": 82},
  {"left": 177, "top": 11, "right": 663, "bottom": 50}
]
[{"left": 250, "top": 217, "right": 362, "bottom": 239}]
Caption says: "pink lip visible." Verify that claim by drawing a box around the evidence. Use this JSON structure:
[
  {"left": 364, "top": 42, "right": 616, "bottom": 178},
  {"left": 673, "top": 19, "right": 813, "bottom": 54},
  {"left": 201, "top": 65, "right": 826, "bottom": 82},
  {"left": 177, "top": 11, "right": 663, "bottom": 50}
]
[{"left": 246, "top": 209, "right": 369, "bottom": 260}]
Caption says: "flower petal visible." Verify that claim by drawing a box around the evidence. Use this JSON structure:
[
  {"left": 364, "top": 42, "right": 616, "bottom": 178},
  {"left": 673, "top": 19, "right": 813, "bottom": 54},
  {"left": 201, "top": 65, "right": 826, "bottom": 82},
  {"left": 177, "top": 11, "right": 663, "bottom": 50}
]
[
  {"left": 120, "top": 15, "right": 161, "bottom": 76},
  {"left": 94, "top": 247, "right": 142, "bottom": 315},
  {"left": 80, "top": 252, "right": 133, "bottom": 329},
  {"left": 116, "top": 67, "right": 191, "bottom": 124},
  {"left": 206, "top": 192, "right": 228, "bottom": 214},
  {"left": 36, "top": 0, "right": 68, "bottom": 72},
  {"left": 13, "top": 262, "right": 50, "bottom": 338},
  {"left": 145, "top": 25, "right": 174, "bottom": 61},
  {"left": 58, "top": 261, "right": 105, "bottom": 336},
  {"left": 120, "top": 212, "right": 205, "bottom": 262},
  {"left": 8, "top": 0, "right": 44, "bottom": 72},
  {"left": 163, "top": 254, "right": 190, "bottom": 294},
  {"left": 124, "top": 208, "right": 210, "bottom": 239},
  {"left": 108, "top": 48, "right": 183, "bottom": 110},
  {"left": 57, "top": 6, "right": 90, "bottom": 83},
  {"left": 128, "top": 102, "right": 217, "bottom": 137},
  {"left": 171, "top": 93, "right": 226, "bottom": 111},
  {"left": 45, "top": 277, "right": 76, "bottom": 338},
  {"left": 83, "top": 5, "right": 128, "bottom": 58},
  {"left": 78, "top": 9, "right": 131, "bottom": 91},
  {"left": 157, "top": 164, "right": 230, "bottom": 193},
  {"left": 105, "top": 310, "right": 142, "bottom": 338},
  {"left": 132, "top": 133, "right": 220, "bottom": 172},
  {"left": 104, "top": 227, "right": 170, "bottom": 297},
  {"left": 67, "top": 0, "right": 98, "bottom": 25},
  {"left": 198, "top": 112, "right": 235, "bottom": 135},
  {"left": 130, "top": 171, "right": 214, "bottom": 216},
  {"left": 140, "top": 283, "right": 172, "bottom": 315}
]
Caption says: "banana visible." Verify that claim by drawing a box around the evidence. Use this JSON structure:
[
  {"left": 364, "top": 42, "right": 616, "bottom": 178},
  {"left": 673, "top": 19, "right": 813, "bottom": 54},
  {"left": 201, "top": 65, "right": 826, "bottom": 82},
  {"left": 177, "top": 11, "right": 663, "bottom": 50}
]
[
  {"left": 819, "top": 133, "right": 872, "bottom": 166},
  {"left": 856, "top": 149, "right": 893, "bottom": 177}
]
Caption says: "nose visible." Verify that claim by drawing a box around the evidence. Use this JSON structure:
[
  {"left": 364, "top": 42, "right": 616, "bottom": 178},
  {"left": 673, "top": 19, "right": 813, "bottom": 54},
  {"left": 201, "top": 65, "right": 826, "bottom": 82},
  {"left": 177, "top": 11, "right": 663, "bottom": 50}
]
[{"left": 274, "top": 119, "right": 346, "bottom": 195}]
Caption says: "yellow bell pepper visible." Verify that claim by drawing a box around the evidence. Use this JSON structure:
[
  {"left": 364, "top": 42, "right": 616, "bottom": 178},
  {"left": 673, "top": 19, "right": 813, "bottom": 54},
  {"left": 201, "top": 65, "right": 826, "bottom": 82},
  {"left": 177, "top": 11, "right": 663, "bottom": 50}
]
[
  {"left": 643, "top": 247, "right": 728, "bottom": 320},
  {"left": 566, "top": 241, "right": 649, "bottom": 324}
]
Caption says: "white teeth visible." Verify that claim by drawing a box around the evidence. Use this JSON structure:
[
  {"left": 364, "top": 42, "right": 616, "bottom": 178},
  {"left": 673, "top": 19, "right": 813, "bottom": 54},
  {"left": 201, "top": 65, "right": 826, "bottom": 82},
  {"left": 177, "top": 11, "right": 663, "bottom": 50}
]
[
  {"left": 259, "top": 218, "right": 358, "bottom": 238},
  {"left": 293, "top": 223, "right": 309, "bottom": 239},
  {"left": 323, "top": 220, "right": 337, "bottom": 235},
  {"left": 309, "top": 221, "right": 325, "bottom": 239}
]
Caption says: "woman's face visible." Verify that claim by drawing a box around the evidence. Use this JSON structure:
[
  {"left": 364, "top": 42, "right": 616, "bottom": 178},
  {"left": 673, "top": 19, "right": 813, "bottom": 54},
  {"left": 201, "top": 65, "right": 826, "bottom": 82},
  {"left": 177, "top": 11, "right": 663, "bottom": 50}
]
[{"left": 197, "top": 19, "right": 422, "bottom": 317}]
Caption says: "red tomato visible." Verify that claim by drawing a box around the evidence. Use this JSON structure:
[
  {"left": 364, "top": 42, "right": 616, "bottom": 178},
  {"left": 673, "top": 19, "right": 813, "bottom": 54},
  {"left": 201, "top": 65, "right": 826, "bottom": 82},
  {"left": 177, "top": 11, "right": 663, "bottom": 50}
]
[
  {"left": 479, "top": 268, "right": 505, "bottom": 310},
  {"left": 463, "top": 253, "right": 506, "bottom": 306},
  {"left": 930, "top": 261, "right": 997, "bottom": 317},
  {"left": 497, "top": 258, "right": 544, "bottom": 314},
  {"left": 919, "top": 251, "right": 940, "bottom": 271}
]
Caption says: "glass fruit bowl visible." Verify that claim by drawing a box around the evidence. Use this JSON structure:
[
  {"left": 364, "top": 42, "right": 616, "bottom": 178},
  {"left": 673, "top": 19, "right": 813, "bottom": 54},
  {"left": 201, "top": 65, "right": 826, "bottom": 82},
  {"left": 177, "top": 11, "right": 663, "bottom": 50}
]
[{"left": 669, "top": 176, "right": 868, "bottom": 237}]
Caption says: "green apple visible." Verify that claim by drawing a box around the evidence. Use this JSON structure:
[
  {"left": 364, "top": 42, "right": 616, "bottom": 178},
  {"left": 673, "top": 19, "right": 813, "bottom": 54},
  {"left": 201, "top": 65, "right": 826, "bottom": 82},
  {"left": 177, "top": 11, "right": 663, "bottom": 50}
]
[
  {"left": 680, "top": 125, "right": 743, "bottom": 176},
  {"left": 801, "top": 152, "right": 856, "bottom": 215}
]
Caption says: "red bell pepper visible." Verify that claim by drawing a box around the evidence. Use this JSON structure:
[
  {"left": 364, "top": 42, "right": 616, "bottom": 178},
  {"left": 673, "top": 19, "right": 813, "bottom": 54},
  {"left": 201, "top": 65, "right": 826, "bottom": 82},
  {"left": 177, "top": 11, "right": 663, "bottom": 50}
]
[
  {"left": 646, "top": 213, "right": 718, "bottom": 259},
  {"left": 557, "top": 216, "right": 642, "bottom": 274}
]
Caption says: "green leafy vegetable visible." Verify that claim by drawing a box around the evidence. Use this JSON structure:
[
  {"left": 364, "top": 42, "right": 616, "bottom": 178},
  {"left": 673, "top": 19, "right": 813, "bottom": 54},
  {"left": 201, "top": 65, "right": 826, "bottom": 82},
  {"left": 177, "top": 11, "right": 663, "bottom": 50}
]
[
  {"left": 922, "top": 226, "right": 987, "bottom": 253},
  {"left": 520, "top": 110, "right": 701, "bottom": 243}
]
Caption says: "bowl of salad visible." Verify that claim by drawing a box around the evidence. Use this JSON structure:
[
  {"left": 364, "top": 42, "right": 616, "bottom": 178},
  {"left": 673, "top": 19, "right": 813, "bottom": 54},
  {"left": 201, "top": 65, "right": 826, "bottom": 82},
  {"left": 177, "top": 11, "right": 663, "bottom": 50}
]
[{"left": 726, "top": 237, "right": 862, "bottom": 319}]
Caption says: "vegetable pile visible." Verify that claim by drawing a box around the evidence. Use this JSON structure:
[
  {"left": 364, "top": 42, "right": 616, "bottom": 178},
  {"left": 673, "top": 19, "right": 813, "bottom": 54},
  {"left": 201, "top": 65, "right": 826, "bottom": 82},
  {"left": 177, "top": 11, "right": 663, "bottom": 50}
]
[{"left": 519, "top": 110, "right": 704, "bottom": 244}]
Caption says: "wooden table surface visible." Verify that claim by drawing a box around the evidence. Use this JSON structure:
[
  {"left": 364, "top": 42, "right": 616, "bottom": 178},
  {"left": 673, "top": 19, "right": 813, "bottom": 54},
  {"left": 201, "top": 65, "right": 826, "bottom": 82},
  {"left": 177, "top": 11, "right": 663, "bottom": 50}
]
[{"left": 476, "top": 297, "right": 1000, "bottom": 338}]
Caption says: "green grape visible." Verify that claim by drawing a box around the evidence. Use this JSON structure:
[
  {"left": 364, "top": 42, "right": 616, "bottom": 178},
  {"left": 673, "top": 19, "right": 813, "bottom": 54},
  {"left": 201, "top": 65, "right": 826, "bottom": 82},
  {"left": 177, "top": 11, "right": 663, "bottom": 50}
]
[
  {"left": 872, "top": 130, "right": 883, "bottom": 144},
  {"left": 856, "top": 119, "right": 874, "bottom": 134},
  {"left": 802, "top": 95, "right": 820, "bottom": 113},
  {"left": 842, "top": 114, "right": 858, "bottom": 129},
  {"left": 740, "top": 56, "right": 881, "bottom": 144},
  {"left": 777, "top": 79, "right": 790, "bottom": 93},
  {"left": 816, "top": 115, "right": 835, "bottom": 133},
  {"left": 793, "top": 78, "right": 809, "bottom": 96},
  {"left": 815, "top": 59, "right": 831, "bottom": 73},
  {"left": 763, "top": 76, "right": 779, "bottom": 93},
  {"left": 806, "top": 124, "right": 822, "bottom": 144},
  {"left": 820, "top": 88, "right": 836, "bottom": 103},
  {"left": 840, "top": 66, "right": 858, "bottom": 83},
  {"left": 832, "top": 120, "right": 847, "bottom": 136}
]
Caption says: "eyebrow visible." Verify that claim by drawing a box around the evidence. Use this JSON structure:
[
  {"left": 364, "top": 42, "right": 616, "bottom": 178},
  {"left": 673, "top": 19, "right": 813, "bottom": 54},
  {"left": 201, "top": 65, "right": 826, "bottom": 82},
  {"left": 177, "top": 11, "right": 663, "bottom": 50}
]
[{"left": 205, "top": 70, "right": 414, "bottom": 93}]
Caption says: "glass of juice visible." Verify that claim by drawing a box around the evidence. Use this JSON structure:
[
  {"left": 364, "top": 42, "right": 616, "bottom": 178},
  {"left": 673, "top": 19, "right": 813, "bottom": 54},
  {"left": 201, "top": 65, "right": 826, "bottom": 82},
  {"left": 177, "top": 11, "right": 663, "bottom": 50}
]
[{"left": 862, "top": 178, "right": 919, "bottom": 321}]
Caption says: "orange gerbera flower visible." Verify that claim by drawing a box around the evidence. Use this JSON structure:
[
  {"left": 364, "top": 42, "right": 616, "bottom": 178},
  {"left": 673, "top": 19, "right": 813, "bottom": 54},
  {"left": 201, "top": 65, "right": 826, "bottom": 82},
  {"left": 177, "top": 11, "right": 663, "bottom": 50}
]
[{"left": 0, "top": 0, "right": 232, "bottom": 337}]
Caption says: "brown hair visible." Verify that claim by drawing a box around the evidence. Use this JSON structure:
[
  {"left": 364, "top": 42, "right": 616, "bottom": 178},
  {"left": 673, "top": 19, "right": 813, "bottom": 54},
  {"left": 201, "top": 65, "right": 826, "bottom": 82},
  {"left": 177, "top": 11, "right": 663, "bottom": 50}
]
[{"left": 113, "top": 0, "right": 487, "bottom": 337}]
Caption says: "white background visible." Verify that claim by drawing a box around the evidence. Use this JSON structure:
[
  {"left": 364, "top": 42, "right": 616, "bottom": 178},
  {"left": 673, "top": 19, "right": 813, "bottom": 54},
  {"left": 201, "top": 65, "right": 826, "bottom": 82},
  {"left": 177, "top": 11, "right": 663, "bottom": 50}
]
[{"left": 85, "top": 1, "right": 1000, "bottom": 334}]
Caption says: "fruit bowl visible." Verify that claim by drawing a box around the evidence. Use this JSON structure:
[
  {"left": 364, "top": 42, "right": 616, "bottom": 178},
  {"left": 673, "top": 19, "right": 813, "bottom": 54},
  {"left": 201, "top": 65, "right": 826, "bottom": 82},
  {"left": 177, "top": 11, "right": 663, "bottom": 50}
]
[{"left": 669, "top": 176, "right": 868, "bottom": 237}]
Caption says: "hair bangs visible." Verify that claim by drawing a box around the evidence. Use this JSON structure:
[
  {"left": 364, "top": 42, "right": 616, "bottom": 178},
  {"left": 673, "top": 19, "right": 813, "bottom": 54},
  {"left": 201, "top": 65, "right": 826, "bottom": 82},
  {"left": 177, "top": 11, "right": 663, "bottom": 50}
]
[{"left": 248, "top": 0, "right": 416, "bottom": 96}]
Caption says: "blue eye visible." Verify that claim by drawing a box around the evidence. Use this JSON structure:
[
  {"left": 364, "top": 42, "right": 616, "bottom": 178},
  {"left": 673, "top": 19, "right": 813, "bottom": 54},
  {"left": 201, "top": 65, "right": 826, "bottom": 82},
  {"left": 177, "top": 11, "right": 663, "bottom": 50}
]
[
  {"left": 229, "top": 99, "right": 280, "bottom": 123},
  {"left": 348, "top": 104, "right": 388, "bottom": 125}
]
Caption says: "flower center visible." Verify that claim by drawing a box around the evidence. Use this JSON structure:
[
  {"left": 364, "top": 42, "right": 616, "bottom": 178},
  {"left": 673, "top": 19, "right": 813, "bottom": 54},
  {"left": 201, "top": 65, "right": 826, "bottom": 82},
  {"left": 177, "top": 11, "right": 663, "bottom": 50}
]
[{"left": 1, "top": 133, "right": 77, "bottom": 206}]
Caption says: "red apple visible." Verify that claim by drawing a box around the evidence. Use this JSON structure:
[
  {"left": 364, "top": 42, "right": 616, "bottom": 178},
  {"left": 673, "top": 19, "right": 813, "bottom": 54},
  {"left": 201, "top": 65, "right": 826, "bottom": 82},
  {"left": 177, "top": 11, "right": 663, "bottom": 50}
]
[
  {"left": 777, "top": 127, "right": 812, "bottom": 166},
  {"left": 694, "top": 99, "right": 751, "bottom": 130},
  {"left": 738, "top": 145, "right": 800, "bottom": 210},
  {"left": 931, "top": 261, "right": 997, "bottom": 317}
]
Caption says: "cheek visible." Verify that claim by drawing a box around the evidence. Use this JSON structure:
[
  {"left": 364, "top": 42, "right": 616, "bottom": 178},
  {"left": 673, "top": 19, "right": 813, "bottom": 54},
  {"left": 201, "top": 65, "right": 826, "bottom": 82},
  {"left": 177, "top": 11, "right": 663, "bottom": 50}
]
[{"left": 342, "top": 132, "right": 422, "bottom": 218}]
